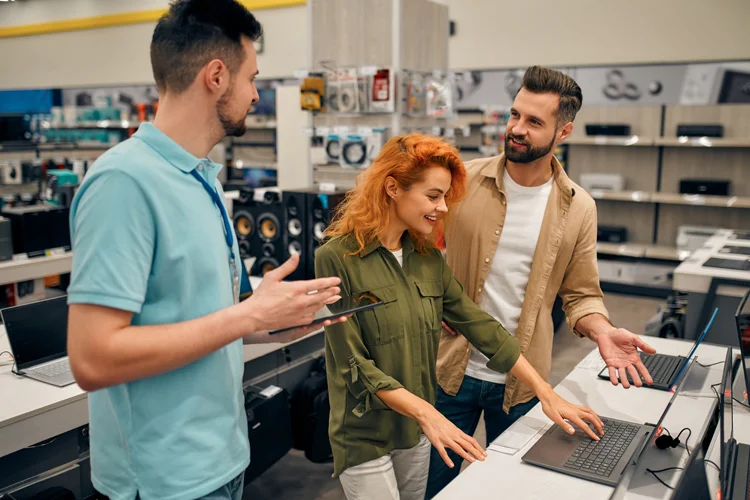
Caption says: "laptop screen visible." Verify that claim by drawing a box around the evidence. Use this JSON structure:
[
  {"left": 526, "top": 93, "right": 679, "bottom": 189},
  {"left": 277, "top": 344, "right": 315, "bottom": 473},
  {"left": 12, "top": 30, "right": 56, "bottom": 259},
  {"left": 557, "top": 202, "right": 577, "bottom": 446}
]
[
  {"left": 736, "top": 290, "right": 750, "bottom": 399},
  {"left": 719, "top": 347, "right": 734, "bottom": 499},
  {"left": 1, "top": 296, "right": 69, "bottom": 371}
]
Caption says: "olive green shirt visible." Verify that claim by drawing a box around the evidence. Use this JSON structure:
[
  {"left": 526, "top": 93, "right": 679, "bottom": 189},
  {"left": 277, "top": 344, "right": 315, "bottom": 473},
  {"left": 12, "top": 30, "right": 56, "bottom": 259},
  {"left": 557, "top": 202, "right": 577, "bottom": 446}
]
[{"left": 315, "top": 233, "right": 521, "bottom": 477}]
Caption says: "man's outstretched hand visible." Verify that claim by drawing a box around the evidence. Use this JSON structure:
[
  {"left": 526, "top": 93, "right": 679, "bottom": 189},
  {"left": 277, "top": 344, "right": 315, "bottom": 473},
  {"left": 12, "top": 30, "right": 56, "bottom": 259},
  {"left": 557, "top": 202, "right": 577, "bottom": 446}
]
[{"left": 597, "top": 328, "right": 656, "bottom": 389}]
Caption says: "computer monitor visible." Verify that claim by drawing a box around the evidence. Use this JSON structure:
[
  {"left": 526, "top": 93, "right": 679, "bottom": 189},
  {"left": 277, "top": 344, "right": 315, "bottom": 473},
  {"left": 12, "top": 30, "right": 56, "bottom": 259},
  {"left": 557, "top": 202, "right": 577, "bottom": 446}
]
[
  {"left": 1, "top": 296, "right": 69, "bottom": 371},
  {"left": 735, "top": 289, "right": 750, "bottom": 401}
]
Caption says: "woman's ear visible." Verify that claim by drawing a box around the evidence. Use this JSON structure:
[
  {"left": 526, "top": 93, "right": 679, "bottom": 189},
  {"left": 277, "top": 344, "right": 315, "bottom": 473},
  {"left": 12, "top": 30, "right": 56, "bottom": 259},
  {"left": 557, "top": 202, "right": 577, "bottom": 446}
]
[{"left": 384, "top": 176, "right": 399, "bottom": 200}]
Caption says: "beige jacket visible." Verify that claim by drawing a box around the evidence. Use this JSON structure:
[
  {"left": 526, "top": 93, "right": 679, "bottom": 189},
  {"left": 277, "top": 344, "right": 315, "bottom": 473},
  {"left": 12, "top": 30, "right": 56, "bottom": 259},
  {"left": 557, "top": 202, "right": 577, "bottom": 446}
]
[{"left": 436, "top": 153, "right": 609, "bottom": 412}]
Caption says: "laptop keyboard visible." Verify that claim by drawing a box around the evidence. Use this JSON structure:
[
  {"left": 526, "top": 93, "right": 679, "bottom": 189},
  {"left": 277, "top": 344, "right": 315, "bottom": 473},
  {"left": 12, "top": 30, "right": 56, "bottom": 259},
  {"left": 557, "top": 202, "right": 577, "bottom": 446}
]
[
  {"left": 629, "top": 353, "right": 682, "bottom": 386},
  {"left": 33, "top": 360, "right": 71, "bottom": 378},
  {"left": 564, "top": 419, "right": 641, "bottom": 477}
]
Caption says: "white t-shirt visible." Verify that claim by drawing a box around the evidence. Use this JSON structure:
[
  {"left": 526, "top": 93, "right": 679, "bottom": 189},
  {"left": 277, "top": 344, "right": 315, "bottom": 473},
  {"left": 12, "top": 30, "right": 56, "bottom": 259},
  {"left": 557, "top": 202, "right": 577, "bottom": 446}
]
[
  {"left": 464, "top": 170, "right": 553, "bottom": 384},
  {"left": 390, "top": 247, "right": 403, "bottom": 267}
]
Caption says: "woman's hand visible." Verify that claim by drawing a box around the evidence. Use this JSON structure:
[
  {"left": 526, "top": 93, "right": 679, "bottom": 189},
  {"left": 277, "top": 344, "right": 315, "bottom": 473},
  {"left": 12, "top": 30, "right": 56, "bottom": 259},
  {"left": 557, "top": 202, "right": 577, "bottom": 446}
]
[
  {"left": 537, "top": 386, "right": 604, "bottom": 441},
  {"left": 417, "top": 406, "right": 487, "bottom": 468}
]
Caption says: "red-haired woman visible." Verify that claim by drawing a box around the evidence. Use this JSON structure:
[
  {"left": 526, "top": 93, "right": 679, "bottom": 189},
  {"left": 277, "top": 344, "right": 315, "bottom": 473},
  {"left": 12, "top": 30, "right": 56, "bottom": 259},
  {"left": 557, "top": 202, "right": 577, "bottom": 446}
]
[{"left": 316, "top": 134, "right": 603, "bottom": 500}]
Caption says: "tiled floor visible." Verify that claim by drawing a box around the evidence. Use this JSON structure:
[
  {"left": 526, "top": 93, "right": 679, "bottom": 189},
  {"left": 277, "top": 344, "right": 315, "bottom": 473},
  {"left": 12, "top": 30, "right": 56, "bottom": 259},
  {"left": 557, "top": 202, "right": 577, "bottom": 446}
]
[{"left": 242, "top": 292, "right": 663, "bottom": 500}]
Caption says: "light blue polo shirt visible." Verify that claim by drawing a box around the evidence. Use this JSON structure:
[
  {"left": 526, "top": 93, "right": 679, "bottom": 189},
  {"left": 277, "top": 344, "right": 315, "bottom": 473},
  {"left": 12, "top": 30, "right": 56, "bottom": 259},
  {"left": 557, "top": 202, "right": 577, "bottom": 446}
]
[{"left": 68, "top": 123, "right": 249, "bottom": 500}]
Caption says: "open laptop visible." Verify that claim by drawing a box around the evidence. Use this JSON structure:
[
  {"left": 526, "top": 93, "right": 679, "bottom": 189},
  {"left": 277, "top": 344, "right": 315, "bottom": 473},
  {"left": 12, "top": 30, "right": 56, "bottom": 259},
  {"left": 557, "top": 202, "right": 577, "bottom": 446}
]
[
  {"left": 1, "top": 296, "right": 75, "bottom": 387},
  {"left": 597, "top": 308, "right": 719, "bottom": 390},
  {"left": 717, "top": 346, "right": 750, "bottom": 500},
  {"left": 735, "top": 289, "right": 750, "bottom": 402},
  {"left": 522, "top": 355, "right": 695, "bottom": 487}
]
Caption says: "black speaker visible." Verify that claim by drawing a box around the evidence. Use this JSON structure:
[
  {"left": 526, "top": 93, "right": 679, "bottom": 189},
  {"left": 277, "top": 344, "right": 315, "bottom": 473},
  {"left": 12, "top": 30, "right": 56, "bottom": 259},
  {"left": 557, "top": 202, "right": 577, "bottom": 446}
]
[
  {"left": 597, "top": 225, "right": 628, "bottom": 243},
  {"left": 676, "top": 123, "right": 724, "bottom": 138},
  {"left": 305, "top": 189, "right": 347, "bottom": 280},
  {"left": 1, "top": 205, "right": 70, "bottom": 257},
  {"left": 585, "top": 124, "right": 631, "bottom": 137},
  {"left": 679, "top": 179, "right": 731, "bottom": 196},
  {"left": 282, "top": 190, "right": 309, "bottom": 281},
  {"left": 232, "top": 189, "right": 286, "bottom": 277},
  {"left": 0, "top": 216, "right": 12, "bottom": 261},
  {"left": 243, "top": 385, "right": 293, "bottom": 484}
]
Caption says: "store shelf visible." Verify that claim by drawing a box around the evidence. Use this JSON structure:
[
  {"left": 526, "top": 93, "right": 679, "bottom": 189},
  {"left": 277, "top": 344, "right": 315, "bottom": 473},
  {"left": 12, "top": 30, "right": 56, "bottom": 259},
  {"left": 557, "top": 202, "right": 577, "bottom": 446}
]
[
  {"left": 596, "top": 242, "right": 647, "bottom": 258},
  {"left": 596, "top": 242, "right": 692, "bottom": 262},
  {"left": 567, "top": 136, "right": 655, "bottom": 147},
  {"left": 231, "top": 161, "right": 277, "bottom": 170},
  {"left": 0, "top": 252, "right": 73, "bottom": 286},
  {"left": 645, "top": 245, "right": 692, "bottom": 262},
  {"left": 39, "top": 120, "right": 142, "bottom": 130},
  {"left": 589, "top": 190, "right": 654, "bottom": 203},
  {"left": 0, "top": 183, "right": 40, "bottom": 196},
  {"left": 651, "top": 192, "right": 750, "bottom": 209},
  {"left": 589, "top": 189, "right": 750, "bottom": 209},
  {"left": 655, "top": 137, "right": 750, "bottom": 148}
]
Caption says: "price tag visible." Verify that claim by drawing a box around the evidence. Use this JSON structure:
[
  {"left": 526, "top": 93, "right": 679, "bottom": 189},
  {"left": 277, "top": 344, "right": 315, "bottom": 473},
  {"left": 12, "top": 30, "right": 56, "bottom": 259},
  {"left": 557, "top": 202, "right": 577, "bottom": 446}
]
[
  {"left": 293, "top": 69, "right": 310, "bottom": 79},
  {"left": 432, "top": 126, "right": 442, "bottom": 136},
  {"left": 594, "top": 136, "right": 607, "bottom": 145},
  {"left": 444, "top": 128, "right": 455, "bottom": 139},
  {"left": 357, "top": 126, "right": 373, "bottom": 137},
  {"left": 333, "top": 126, "right": 350, "bottom": 136},
  {"left": 319, "top": 182, "right": 337, "bottom": 193},
  {"left": 45, "top": 247, "right": 66, "bottom": 257},
  {"left": 462, "top": 126, "right": 471, "bottom": 137},
  {"left": 360, "top": 65, "right": 378, "bottom": 76},
  {"left": 12, "top": 253, "right": 29, "bottom": 262},
  {"left": 301, "top": 127, "right": 315, "bottom": 137},
  {"left": 260, "top": 385, "right": 283, "bottom": 398}
]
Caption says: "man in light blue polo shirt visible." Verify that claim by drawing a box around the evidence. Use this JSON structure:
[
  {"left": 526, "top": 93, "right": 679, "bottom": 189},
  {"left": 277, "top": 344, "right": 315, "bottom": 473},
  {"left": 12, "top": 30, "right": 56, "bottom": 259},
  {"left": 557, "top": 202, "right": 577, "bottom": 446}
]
[{"left": 66, "top": 2, "right": 344, "bottom": 499}]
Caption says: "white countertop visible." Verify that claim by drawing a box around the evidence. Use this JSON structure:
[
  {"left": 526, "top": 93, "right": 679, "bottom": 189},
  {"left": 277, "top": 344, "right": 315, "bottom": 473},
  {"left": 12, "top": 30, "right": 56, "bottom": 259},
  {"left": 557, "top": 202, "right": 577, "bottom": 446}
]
[
  {"left": 436, "top": 337, "right": 734, "bottom": 500},
  {"left": 0, "top": 275, "right": 326, "bottom": 457},
  {"left": 673, "top": 230, "right": 750, "bottom": 295}
]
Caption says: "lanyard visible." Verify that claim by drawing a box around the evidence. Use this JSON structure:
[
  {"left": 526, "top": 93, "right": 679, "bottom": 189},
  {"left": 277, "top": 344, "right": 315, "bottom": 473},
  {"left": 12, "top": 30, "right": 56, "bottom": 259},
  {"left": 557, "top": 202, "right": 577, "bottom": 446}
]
[
  {"left": 190, "top": 168, "right": 239, "bottom": 303},
  {"left": 190, "top": 169, "right": 235, "bottom": 260}
]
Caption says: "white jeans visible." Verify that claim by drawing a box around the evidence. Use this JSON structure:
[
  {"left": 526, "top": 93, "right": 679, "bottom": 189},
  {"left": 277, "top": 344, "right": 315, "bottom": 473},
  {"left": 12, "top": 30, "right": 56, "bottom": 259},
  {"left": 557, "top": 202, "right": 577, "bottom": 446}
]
[{"left": 339, "top": 434, "right": 431, "bottom": 500}]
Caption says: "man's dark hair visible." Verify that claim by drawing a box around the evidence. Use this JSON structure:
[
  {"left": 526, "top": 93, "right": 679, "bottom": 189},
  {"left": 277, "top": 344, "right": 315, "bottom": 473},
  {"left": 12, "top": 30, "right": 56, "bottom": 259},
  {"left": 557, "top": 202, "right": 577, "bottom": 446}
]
[
  {"left": 151, "top": 0, "right": 263, "bottom": 93},
  {"left": 519, "top": 66, "right": 583, "bottom": 125}
]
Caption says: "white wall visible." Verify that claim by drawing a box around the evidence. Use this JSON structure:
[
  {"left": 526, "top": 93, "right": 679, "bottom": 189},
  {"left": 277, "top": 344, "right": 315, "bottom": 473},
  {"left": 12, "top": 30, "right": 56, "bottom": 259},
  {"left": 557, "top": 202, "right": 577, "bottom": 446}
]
[
  {"left": 1, "top": 0, "right": 749, "bottom": 90},
  {"left": 443, "top": 0, "right": 750, "bottom": 70},
  {"left": 0, "top": 4, "right": 308, "bottom": 89}
]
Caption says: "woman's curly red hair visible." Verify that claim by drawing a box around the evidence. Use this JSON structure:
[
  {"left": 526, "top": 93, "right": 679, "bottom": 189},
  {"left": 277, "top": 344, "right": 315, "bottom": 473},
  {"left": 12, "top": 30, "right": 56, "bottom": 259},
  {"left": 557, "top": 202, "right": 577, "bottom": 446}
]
[{"left": 325, "top": 133, "right": 466, "bottom": 255}]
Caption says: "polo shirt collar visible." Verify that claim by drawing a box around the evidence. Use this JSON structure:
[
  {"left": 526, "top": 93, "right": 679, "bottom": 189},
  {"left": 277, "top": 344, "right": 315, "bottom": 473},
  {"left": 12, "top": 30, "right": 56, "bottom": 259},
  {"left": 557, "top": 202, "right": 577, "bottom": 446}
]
[{"left": 133, "top": 123, "right": 225, "bottom": 183}]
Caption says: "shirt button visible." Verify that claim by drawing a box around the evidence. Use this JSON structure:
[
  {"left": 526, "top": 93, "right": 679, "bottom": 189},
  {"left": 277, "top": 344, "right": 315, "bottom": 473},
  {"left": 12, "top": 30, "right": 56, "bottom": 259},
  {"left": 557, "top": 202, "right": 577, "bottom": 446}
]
[
  {"left": 495, "top": 229, "right": 500, "bottom": 235},
  {"left": 197, "top": 164, "right": 204, "bottom": 172},
  {"left": 485, "top": 258, "right": 490, "bottom": 263},
  {"left": 478, "top": 287, "right": 482, "bottom": 293}
]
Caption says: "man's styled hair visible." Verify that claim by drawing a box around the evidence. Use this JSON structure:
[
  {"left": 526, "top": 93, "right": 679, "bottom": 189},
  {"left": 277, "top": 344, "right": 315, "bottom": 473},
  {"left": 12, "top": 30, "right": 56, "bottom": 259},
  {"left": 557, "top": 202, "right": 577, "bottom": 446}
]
[
  {"left": 519, "top": 66, "right": 583, "bottom": 125},
  {"left": 151, "top": 0, "right": 263, "bottom": 94}
]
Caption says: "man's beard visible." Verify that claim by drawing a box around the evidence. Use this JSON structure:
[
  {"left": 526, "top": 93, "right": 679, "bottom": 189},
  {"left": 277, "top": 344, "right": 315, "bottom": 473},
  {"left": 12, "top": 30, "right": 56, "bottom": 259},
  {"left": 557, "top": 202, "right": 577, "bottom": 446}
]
[
  {"left": 217, "top": 85, "right": 247, "bottom": 137},
  {"left": 504, "top": 131, "right": 556, "bottom": 164}
]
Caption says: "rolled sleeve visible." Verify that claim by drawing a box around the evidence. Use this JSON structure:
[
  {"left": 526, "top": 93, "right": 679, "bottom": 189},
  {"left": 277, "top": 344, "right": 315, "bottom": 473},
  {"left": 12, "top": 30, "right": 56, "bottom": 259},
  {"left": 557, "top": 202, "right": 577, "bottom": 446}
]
[
  {"left": 559, "top": 206, "right": 610, "bottom": 337},
  {"left": 67, "top": 170, "right": 155, "bottom": 313},
  {"left": 315, "top": 245, "right": 403, "bottom": 417},
  {"left": 440, "top": 250, "right": 521, "bottom": 373}
]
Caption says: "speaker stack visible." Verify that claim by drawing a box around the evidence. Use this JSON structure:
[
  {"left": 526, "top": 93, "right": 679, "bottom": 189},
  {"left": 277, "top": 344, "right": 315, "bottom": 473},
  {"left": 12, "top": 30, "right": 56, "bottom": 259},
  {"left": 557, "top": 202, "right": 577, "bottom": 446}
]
[
  {"left": 233, "top": 187, "right": 348, "bottom": 280},
  {"left": 280, "top": 187, "right": 348, "bottom": 281},
  {"left": 232, "top": 189, "right": 286, "bottom": 277}
]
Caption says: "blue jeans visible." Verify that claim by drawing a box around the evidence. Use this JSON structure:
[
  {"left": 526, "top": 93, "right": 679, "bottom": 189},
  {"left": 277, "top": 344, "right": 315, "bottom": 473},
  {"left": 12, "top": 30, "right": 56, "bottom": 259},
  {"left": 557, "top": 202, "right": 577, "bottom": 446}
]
[
  {"left": 133, "top": 473, "right": 244, "bottom": 500},
  {"left": 199, "top": 473, "right": 245, "bottom": 500},
  {"left": 425, "top": 375, "right": 538, "bottom": 499}
]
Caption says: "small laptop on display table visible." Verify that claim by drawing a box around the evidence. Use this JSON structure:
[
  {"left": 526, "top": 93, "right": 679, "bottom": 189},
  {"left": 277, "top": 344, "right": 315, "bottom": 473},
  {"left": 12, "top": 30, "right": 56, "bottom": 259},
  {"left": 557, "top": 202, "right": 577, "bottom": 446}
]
[{"left": 1, "top": 296, "right": 75, "bottom": 387}]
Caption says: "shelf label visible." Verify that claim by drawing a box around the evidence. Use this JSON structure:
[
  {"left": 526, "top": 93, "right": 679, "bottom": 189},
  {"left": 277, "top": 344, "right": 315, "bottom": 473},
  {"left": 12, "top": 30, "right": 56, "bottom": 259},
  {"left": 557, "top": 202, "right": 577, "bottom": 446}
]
[
  {"left": 45, "top": 247, "right": 66, "bottom": 257},
  {"left": 594, "top": 136, "right": 607, "bottom": 145},
  {"left": 319, "top": 182, "right": 337, "bottom": 193},
  {"left": 11, "top": 253, "right": 29, "bottom": 262}
]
